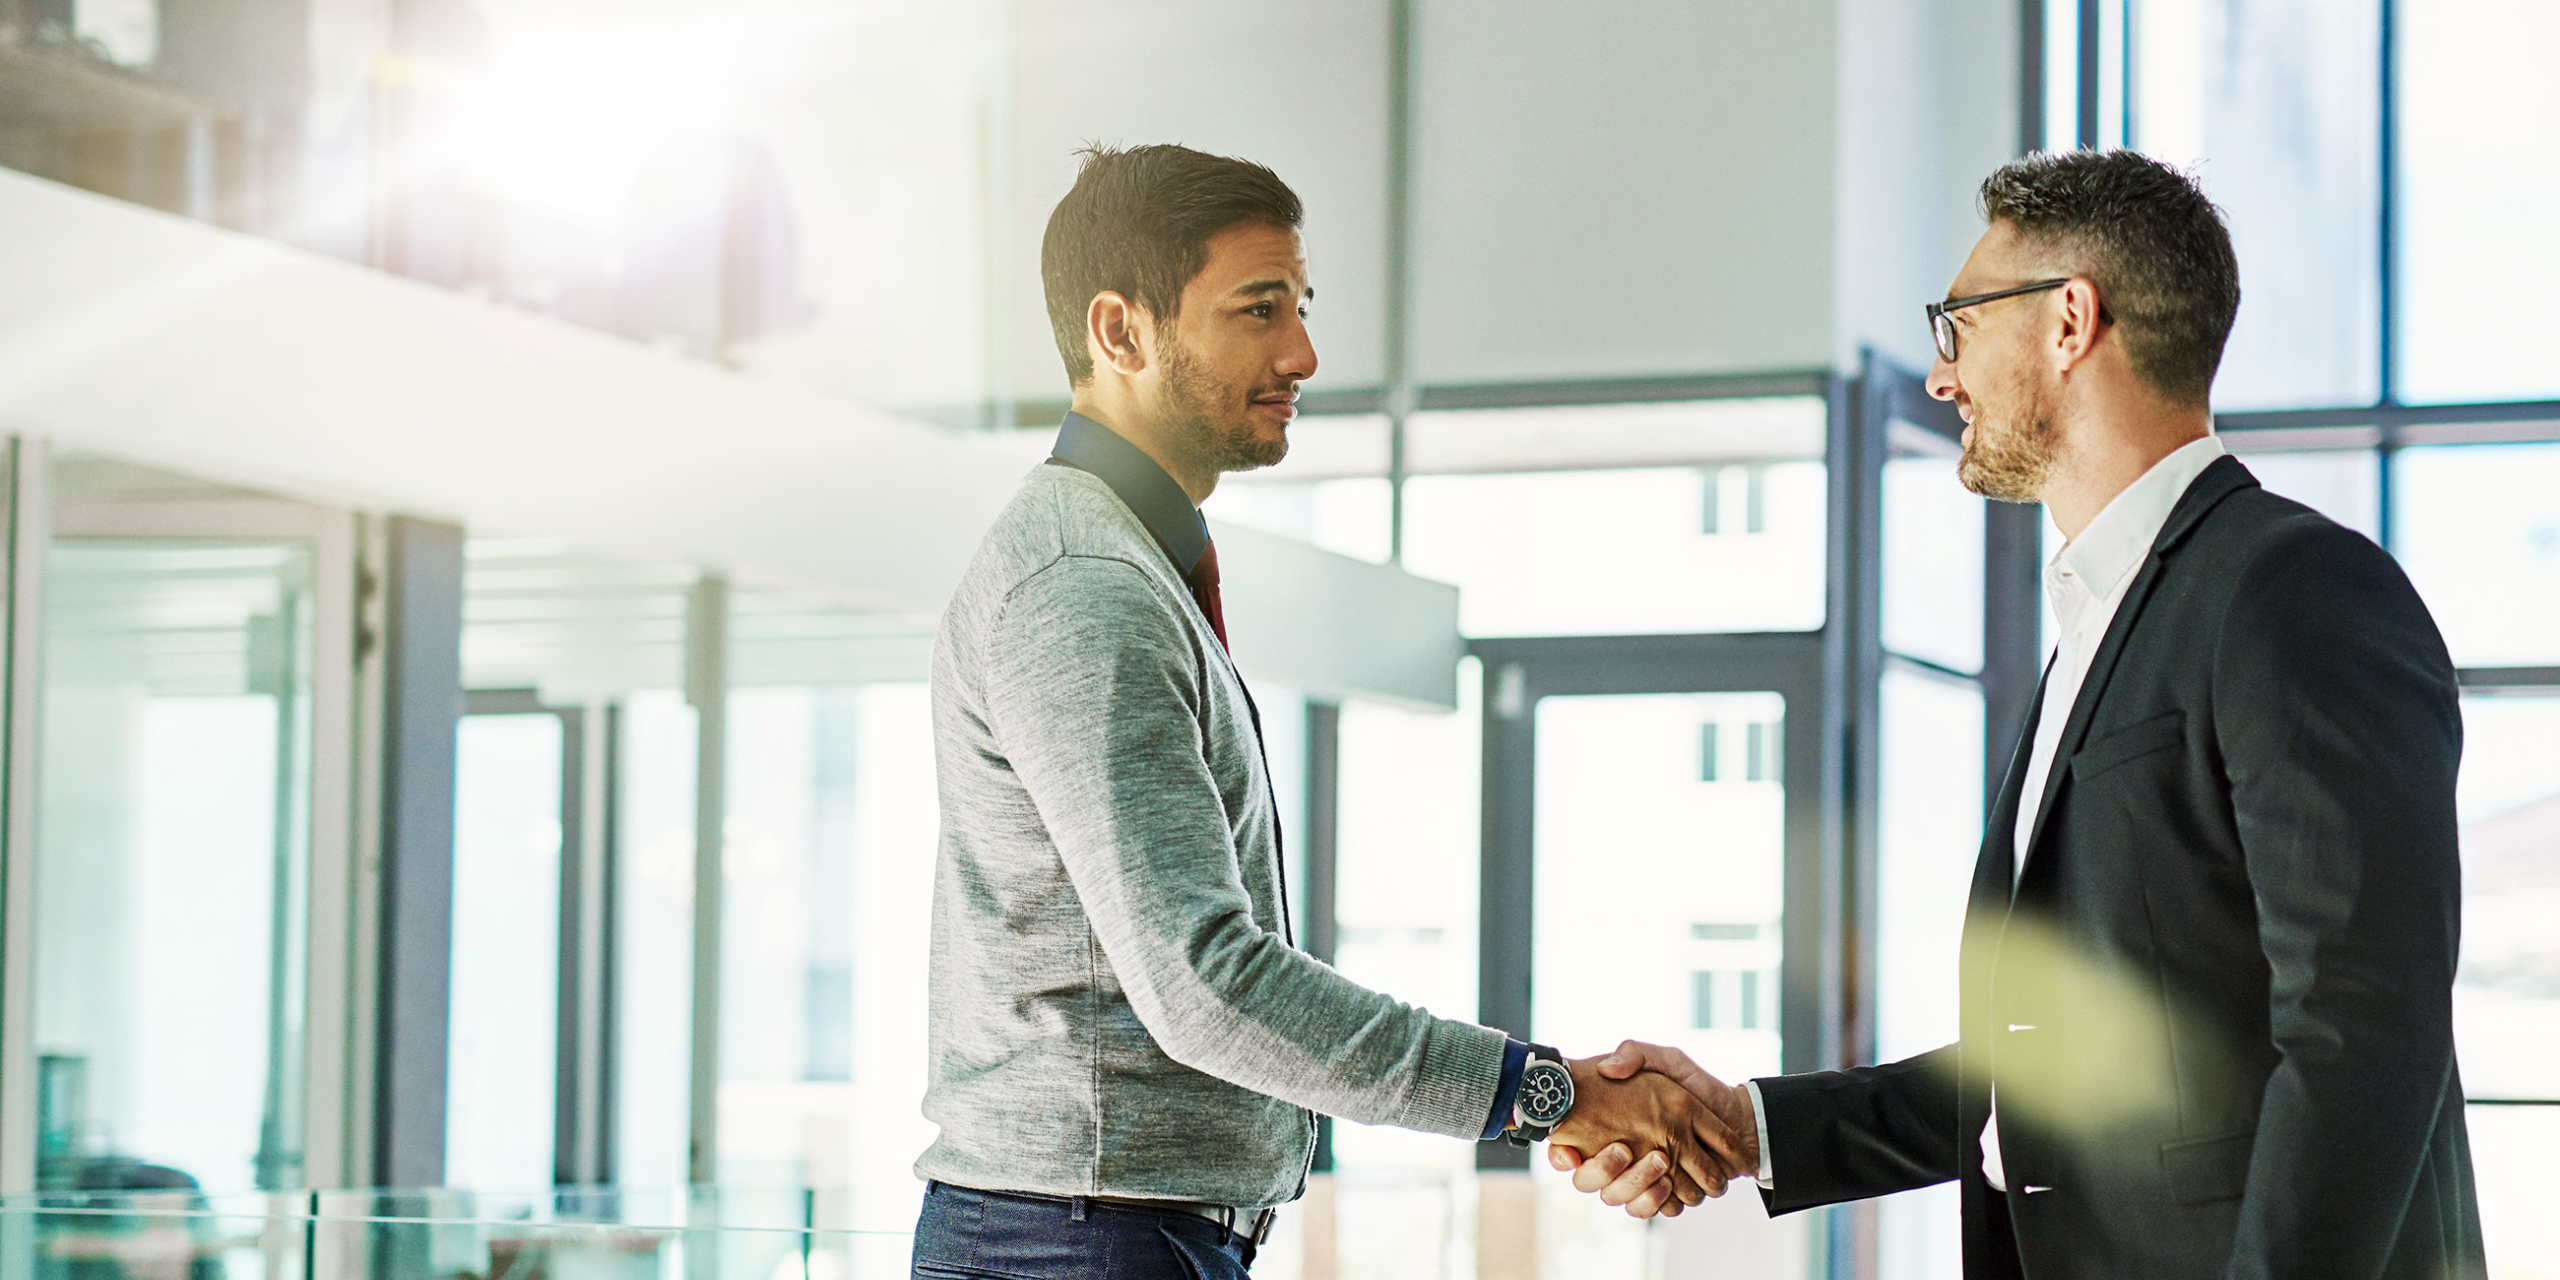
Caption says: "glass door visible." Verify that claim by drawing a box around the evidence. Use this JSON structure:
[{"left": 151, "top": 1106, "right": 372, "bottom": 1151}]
[
  {"left": 16, "top": 472, "right": 359, "bottom": 1200},
  {"left": 32, "top": 539, "right": 317, "bottom": 1195},
  {"left": 1475, "top": 635, "right": 1827, "bottom": 1280}
]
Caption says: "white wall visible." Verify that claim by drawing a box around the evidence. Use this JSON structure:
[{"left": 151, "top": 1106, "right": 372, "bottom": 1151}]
[
  {"left": 1414, "top": 0, "right": 1841, "bottom": 383},
  {"left": 1835, "top": 0, "right": 2023, "bottom": 376},
  {"left": 1003, "top": 0, "right": 1395, "bottom": 401}
]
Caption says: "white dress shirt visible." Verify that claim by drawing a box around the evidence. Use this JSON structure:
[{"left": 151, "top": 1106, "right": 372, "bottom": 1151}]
[
  {"left": 1742, "top": 434, "right": 2227, "bottom": 1194},
  {"left": 1981, "top": 433, "right": 2224, "bottom": 1192}
]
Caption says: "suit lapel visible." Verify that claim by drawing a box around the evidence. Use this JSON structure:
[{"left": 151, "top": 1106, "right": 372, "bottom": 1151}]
[
  {"left": 2014, "top": 456, "right": 2258, "bottom": 879},
  {"left": 1976, "top": 665, "right": 2049, "bottom": 903}
]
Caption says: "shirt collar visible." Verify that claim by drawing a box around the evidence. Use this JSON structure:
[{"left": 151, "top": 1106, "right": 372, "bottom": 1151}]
[
  {"left": 2046, "top": 434, "right": 2229, "bottom": 630},
  {"left": 1050, "top": 411, "right": 1211, "bottom": 575}
]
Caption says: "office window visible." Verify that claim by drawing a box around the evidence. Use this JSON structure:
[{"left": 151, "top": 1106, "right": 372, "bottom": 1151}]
[
  {"left": 615, "top": 691, "right": 697, "bottom": 1192},
  {"left": 1877, "top": 669, "right": 1986, "bottom": 1280},
  {"left": 1698, "top": 722, "right": 1720, "bottom": 782},
  {"left": 2398, "top": 0, "right": 2560, "bottom": 403},
  {"left": 1327, "top": 663, "right": 1483, "bottom": 1278},
  {"left": 2392, "top": 444, "right": 2560, "bottom": 666},
  {"left": 1883, "top": 453, "right": 1986, "bottom": 674},
  {"left": 2225, "top": 448, "right": 2382, "bottom": 542},
  {"left": 1743, "top": 721, "right": 1778, "bottom": 784},
  {"left": 1699, "top": 465, "right": 1770, "bottom": 536},
  {"left": 448, "top": 713, "right": 565, "bottom": 1193},
  {"left": 2131, "top": 0, "right": 2382, "bottom": 410},
  {"left": 2452, "top": 693, "right": 2560, "bottom": 1271},
  {"left": 1222, "top": 398, "right": 1831, "bottom": 638}
]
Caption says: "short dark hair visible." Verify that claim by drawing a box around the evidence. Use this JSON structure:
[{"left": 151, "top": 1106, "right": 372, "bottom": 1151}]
[
  {"left": 1041, "top": 144, "right": 1303, "bottom": 385},
  {"left": 1978, "top": 149, "right": 2240, "bottom": 407}
]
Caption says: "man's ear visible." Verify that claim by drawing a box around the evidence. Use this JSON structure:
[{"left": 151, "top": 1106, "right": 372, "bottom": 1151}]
[
  {"left": 1086, "top": 291, "right": 1150, "bottom": 377},
  {"left": 2051, "top": 277, "right": 2106, "bottom": 374}
]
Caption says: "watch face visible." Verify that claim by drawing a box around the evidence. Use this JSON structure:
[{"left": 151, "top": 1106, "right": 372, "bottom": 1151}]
[{"left": 1518, "top": 1060, "right": 1574, "bottom": 1127}]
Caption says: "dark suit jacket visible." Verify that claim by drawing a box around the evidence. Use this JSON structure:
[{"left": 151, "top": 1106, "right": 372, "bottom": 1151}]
[{"left": 1753, "top": 456, "right": 2486, "bottom": 1279}]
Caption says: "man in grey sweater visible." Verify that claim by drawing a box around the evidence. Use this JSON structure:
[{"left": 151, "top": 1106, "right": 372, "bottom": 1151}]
[{"left": 912, "top": 144, "right": 1748, "bottom": 1279}]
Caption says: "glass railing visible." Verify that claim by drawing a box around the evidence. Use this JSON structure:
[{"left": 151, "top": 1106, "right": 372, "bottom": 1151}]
[{"left": 0, "top": 1187, "right": 913, "bottom": 1280}]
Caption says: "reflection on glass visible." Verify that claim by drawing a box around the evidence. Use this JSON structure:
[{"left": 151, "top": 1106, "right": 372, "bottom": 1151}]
[
  {"left": 2452, "top": 696, "right": 2560, "bottom": 1103},
  {"left": 1883, "top": 455, "right": 1986, "bottom": 672},
  {"left": 1327, "top": 663, "right": 1483, "bottom": 1280},
  {"left": 2132, "top": 0, "right": 2381, "bottom": 409},
  {"left": 2399, "top": 0, "right": 2560, "bottom": 403},
  {"left": 32, "top": 541, "right": 315, "bottom": 1195},
  {"left": 1532, "top": 693, "right": 1807, "bottom": 1278},
  {"left": 2392, "top": 444, "right": 2560, "bottom": 666},
  {"left": 1876, "top": 671, "right": 1986, "bottom": 1280},
  {"left": 2226, "top": 448, "right": 2381, "bottom": 541},
  {"left": 447, "top": 713, "right": 564, "bottom": 1193}
]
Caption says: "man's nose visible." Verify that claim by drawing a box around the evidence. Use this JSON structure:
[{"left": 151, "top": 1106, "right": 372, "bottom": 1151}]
[
  {"left": 1280, "top": 319, "right": 1317, "bottom": 383},
  {"left": 1925, "top": 354, "right": 1960, "bottom": 402}
]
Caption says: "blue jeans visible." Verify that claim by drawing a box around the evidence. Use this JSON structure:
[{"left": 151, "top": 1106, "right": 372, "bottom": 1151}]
[{"left": 911, "top": 1182, "right": 1257, "bottom": 1279}]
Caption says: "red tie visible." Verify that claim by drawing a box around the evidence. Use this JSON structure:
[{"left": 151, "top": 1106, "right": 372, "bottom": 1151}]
[{"left": 1190, "top": 539, "right": 1229, "bottom": 652}]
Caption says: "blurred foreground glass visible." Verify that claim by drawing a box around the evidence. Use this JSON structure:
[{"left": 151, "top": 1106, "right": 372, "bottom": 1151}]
[
  {"left": 31, "top": 541, "right": 315, "bottom": 1194},
  {"left": 2398, "top": 0, "right": 2560, "bottom": 403},
  {"left": 0, "top": 1187, "right": 913, "bottom": 1280},
  {"left": 1531, "top": 692, "right": 1808, "bottom": 1278},
  {"left": 2391, "top": 443, "right": 2560, "bottom": 666}
]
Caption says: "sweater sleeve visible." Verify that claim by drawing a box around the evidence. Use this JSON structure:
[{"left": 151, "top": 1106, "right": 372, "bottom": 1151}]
[{"left": 982, "top": 554, "right": 1507, "bottom": 1138}]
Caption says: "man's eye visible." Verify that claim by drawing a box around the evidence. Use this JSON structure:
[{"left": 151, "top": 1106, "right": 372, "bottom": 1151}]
[
  {"left": 1297, "top": 307, "right": 1311, "bottom": 320},
  {"left": 1248, "top": 303, "right": 1274, "bottom": 318}
]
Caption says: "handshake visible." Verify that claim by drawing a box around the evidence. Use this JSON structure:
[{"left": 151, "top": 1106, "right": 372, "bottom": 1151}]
[{"left": 1546, "top": 1040, "right": 1760, "bottom": 1220}]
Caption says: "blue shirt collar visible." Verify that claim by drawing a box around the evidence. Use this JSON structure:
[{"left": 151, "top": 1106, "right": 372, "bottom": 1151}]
[{"left": 1050, "top": 411, "right": 1210, "bottom": 575}]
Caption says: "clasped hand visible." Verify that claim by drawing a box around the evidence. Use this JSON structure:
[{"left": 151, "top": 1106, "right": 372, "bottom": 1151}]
[{"left": 1550, "top": 1041, "right": 1760, "bottom": 1220}]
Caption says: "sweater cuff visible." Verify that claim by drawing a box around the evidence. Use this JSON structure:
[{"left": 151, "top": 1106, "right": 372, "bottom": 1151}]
[
  {"left": 1400, "top": 1021, "right": 1512, "bottom": 1139},
  {"left": 1479, "top": 1039, "right": 1532, "bottom": 1141}
]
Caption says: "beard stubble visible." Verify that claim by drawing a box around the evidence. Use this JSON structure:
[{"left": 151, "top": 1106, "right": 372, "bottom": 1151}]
[
  {"left": 1957, "top": 369, "right": 2063, "bottom": 504},
  {"left": 1158, "top": 330, "right": 1290, "bottom": 476}
]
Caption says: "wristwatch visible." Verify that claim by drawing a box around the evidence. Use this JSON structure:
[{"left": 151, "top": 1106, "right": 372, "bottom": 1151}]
[{"left": 1505, "top": 1043, "right": 1575, "bottom": 1148}]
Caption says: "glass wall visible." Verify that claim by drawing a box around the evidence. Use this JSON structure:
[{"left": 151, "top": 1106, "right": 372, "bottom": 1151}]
[
  {"left": 1873, "top": 670, "right": 1985, "bottom": 1280},
  {"left": 715, "top": 684, "right": 937, "bottom": 1232},
  {"left": 30, "top": 540, "right": 316, "bottom": 1194},
  {"left": 447, "top": 712, "right": 566, "bottom": 1193},
  {"left": 1329, "top": 665, "right": 1485, "bottom": 1280},
  {"left": 1531, "top": 691, "right": 1805, "bottom": 1279}
]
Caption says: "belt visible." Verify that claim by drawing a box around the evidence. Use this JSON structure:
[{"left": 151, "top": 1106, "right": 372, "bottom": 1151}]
[{"left": 1088, "top": 1195, "right": 1279, "bottom": 1246}]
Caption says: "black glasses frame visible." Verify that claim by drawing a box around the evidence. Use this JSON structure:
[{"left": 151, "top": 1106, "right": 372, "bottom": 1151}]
[{"left": 1925, "top": 278, "right": 2073, "bottom": 364}]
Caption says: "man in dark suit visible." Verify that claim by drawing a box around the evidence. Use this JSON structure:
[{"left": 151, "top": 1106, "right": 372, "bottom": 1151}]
[{"left": 1558, "top": 149, "right": 2487, "bottom": 1278}]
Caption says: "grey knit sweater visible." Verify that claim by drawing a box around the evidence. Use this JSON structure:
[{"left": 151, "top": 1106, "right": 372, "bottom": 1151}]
[{"left": 916, "top": 462, "right": 1508, "bottom": 1208}]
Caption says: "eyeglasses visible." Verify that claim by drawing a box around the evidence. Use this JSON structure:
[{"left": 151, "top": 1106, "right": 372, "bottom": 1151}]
[{"left": 1925, "top": 279, "right": 2072, "bottom": 364}]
